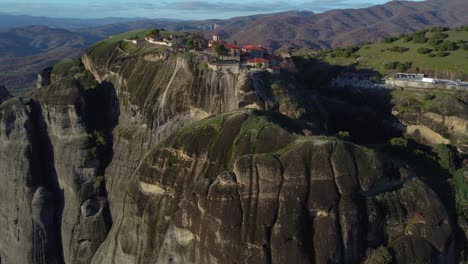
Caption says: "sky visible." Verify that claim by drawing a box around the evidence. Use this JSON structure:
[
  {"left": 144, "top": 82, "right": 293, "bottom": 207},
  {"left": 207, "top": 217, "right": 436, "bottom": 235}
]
[{"left": 0, "top": 0, "right": 404, "bottom": 20}]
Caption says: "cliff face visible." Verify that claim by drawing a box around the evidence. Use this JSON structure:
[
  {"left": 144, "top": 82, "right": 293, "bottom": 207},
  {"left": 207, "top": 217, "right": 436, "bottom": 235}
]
[
  {"left": 31, "top": 76, "right": 117, "bottom": 264},
  {"left": 91, "top": 110, "right": 454, "bottom": 264},
  {"left": 0, "top": 87, "right": 62, "bottom": 263},
  {"left": 0, "top": 34, "right": 464, "bottom": 264},
  {"left": 73, "top": 40, "right": 285, "bottom": 263},
  {"left": 0, "top": 92, "right": 34, "bottom": 264}
]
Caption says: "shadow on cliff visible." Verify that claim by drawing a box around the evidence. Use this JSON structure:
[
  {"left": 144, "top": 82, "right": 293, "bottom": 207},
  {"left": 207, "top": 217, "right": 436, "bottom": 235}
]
[
  {"left": 293, "top": 57, "right": 467, "bottom": 260},
  {"left": 79, "top": 81, "right": 120, "bottom": 232},
  {"left": 28, "top": 100, "right": 65, "bottom": 263},
  {"left": 293, "top": 57, "right": 400, "bottom": 144}
]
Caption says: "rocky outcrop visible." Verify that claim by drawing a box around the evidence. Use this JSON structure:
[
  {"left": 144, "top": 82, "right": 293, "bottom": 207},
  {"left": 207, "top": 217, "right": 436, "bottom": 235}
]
[
  {"left": 0, "top": 91, "right": 62, "bottom": 263},
  {"left": 36, "top": 67, "right": 52, "bottom": 89},
  {"left": 90, "top": 110, "right": 455, "bottom": 264},
  {"left": 80, "top": 42, "right": 285, "bottom": 241},
  {"left": 0, "top": 32, "right": 464, "bottom": 264},
  {"left": 395, "top": 111, "right": 468, "bottom": 153},
  {"left": 65, "top": 41, "right": 273, "bottom": 263},
  {"left": 0, "top": 95, "right": 34, "bottom": 264},
  {"left": 31, "top": 71, "right": 118, "bottom": 264}
]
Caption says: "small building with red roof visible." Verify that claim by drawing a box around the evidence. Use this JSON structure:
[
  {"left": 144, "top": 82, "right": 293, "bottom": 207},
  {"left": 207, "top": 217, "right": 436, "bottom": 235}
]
[
  {"left": 224, "top": 43, "right": 241, "bottom": 56},
  {"left": 242, "top": 45, "right": 267, "bottom": 58},
  {"left": 246, "top": 57, "right": 270, "bottom": 68}
]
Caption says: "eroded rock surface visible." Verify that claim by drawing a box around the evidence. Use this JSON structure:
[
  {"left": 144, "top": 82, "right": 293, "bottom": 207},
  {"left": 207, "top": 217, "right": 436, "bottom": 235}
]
[
  {"left": 0, "top": 32, "right": 465, "bottom": 264},
  {"left": 91, "top": 110, "right": 455, "bottom": 264}
]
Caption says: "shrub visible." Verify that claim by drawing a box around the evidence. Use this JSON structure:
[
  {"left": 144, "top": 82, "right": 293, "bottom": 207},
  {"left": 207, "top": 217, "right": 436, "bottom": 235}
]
[
  {"left": 429, "top": 26, "right": 449, "bottom": 33},
  {"left": 390, "top": 137, "right": 408, "bottom": 147},
  {"left": 333, "top": 46, "right": 360, "bottom": 57},
  {"left": 461, "top": 43, "right": 468, "bottom": 51},
  {"left": 412, "top": 32, "right": 428, "bottom": 43},
  {"left": 371, "top": 75, "right": 382, "bottom": 83},
  {"left": 451, "top": 169, "right": 468, "bottom": 218},
  {"left": 424, "top": 93, "right": 436, "bottom": 101},
  {"left": 428, "top": 53, "right": 436, "bottom": 58},
  {"left": 363, "top": 246, "right": 393, "bottom": 264},
  {"left": 75, "top": 70, "right": 99, "bottom": 90},
  {"left": 428, "top": 38, "right": 442, "bottom": 46},
  {"left": 146, "top": 28, "right": 161, "bottom": 38},
  {"left": 434, "top": 41, "right": 458, "bottom": 51},
  {"left": 384, "top": 61, "right": 398, "bottom": 70},
  {"left": 432, "top": 144, "right": 459, "bottom": 173},
  {"left": 336, "top": 131, "right": 352, "bottom": 141},
  {"left": 396, "top": 62, "right": 412, "bottom": 72},
  {"left": 436, "top": 51, "right": 449, "bottom": 57},
  {"left": 387, "top": 46, "right": 409, "bottom": 52},
  {"left": 382, "top": 37, "right": 398, "bottom": 44},
  {"left": 384, "top": 61, "right": 412, "bottom": 72},
  {"left": 431, "top": 32, "right": 449, "bottom": 39},
  {"left": 94, "top": 176, "right": 105, "bottom": 189},
  {"left": 403, "top": 36, "right": 413, "bottom": 42},
  {"left": 417, "top": 47, "right": 432, "bottom": 54}
]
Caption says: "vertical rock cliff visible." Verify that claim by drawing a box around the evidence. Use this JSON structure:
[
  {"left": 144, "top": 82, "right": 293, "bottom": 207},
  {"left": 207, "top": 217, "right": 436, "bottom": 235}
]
[
  {"left": 90, "top": 110, "right": 455, "bottom": 264},
  {"left": 32, "top": 73, "right": 118, "bottom": 264},
  {"left": 0, "top": 30, "right": 464, "bottom": 263},
  {"left": 0, "top": 86, "right": 62, "bottom": 264}
]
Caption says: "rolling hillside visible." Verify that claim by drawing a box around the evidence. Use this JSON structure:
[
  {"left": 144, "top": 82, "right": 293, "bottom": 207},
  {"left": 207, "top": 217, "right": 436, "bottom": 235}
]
[
  {"left": 303, "top": 27, "right": 468, "bottom": 80},
  {"left": 0, "top": 26, "right": 100, "bottom": 94},
  {"left": 206, "top": 0, "right": 468, "bottom": 50}
]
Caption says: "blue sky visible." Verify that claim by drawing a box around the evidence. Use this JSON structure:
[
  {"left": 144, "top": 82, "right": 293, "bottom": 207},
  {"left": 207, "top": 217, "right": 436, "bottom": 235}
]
[{"left": 0, "top": 0, "right": 405, "bottom": 19}]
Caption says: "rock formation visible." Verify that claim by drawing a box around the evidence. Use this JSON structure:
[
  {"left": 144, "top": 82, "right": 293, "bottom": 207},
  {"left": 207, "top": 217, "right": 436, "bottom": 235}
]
[
  {"left": 91, "top": 110, "right": 454, "bottom": 263},
  {"left": 0, "top": 33, "right": 465, "bottom": 264}
]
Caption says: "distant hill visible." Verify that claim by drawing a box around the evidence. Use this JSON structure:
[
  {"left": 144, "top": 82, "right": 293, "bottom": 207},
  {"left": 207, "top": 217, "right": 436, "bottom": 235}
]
[
  {"left": 1, "top": 0, "right": 468, "bottom": 93},
  {"left": 296, "top": 27, "right": 468, "bottom": 81},
  {"left": 211, "top": 0, "right": 468, "bottom": 50},
  {"left": 0, "top": 13, "right": 146, "bottom": 29},
  {"left": 0, "top": 26, "right": 100, "bottom": 94},
  {"left": 75, "top": 0, "right": 468, "bottom": 51}
]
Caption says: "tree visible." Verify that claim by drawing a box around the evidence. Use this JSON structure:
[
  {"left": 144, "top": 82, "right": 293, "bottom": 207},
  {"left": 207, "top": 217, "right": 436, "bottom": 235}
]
[
  {"left": 147, "top": 28, "right": 161, "bottom": 38},
  {"left": 213, "top": 43, "right": 226, "bottom": 56},
  {"left": 186, "top": 38, "right": 195, "bottom": 50}
]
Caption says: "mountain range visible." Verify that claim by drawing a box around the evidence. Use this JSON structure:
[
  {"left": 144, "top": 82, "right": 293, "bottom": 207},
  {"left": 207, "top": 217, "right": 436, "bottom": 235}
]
[
  {"left": 0, "top": 13, "right": 148, "bottom": 29},
  {"left": 1, "top": 0, "right": 467, "bottom": 93}
]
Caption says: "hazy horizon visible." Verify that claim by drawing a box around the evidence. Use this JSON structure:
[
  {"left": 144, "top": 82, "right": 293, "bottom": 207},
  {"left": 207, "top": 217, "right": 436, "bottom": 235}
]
[{"left": 0, "top": 0, "right": 417, "bottom": 20}]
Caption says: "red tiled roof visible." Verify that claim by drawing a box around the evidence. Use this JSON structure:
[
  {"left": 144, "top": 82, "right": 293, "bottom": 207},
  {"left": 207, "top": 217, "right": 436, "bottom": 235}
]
[
  {"left": 247, "top": 58, "right": 269, "bottom": 63},
  {"left": 243, "top": 45, "right": 267, "bottom": 51},
  {"left": 224, "top": 44, "right": 240, "bottom": 49}
]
